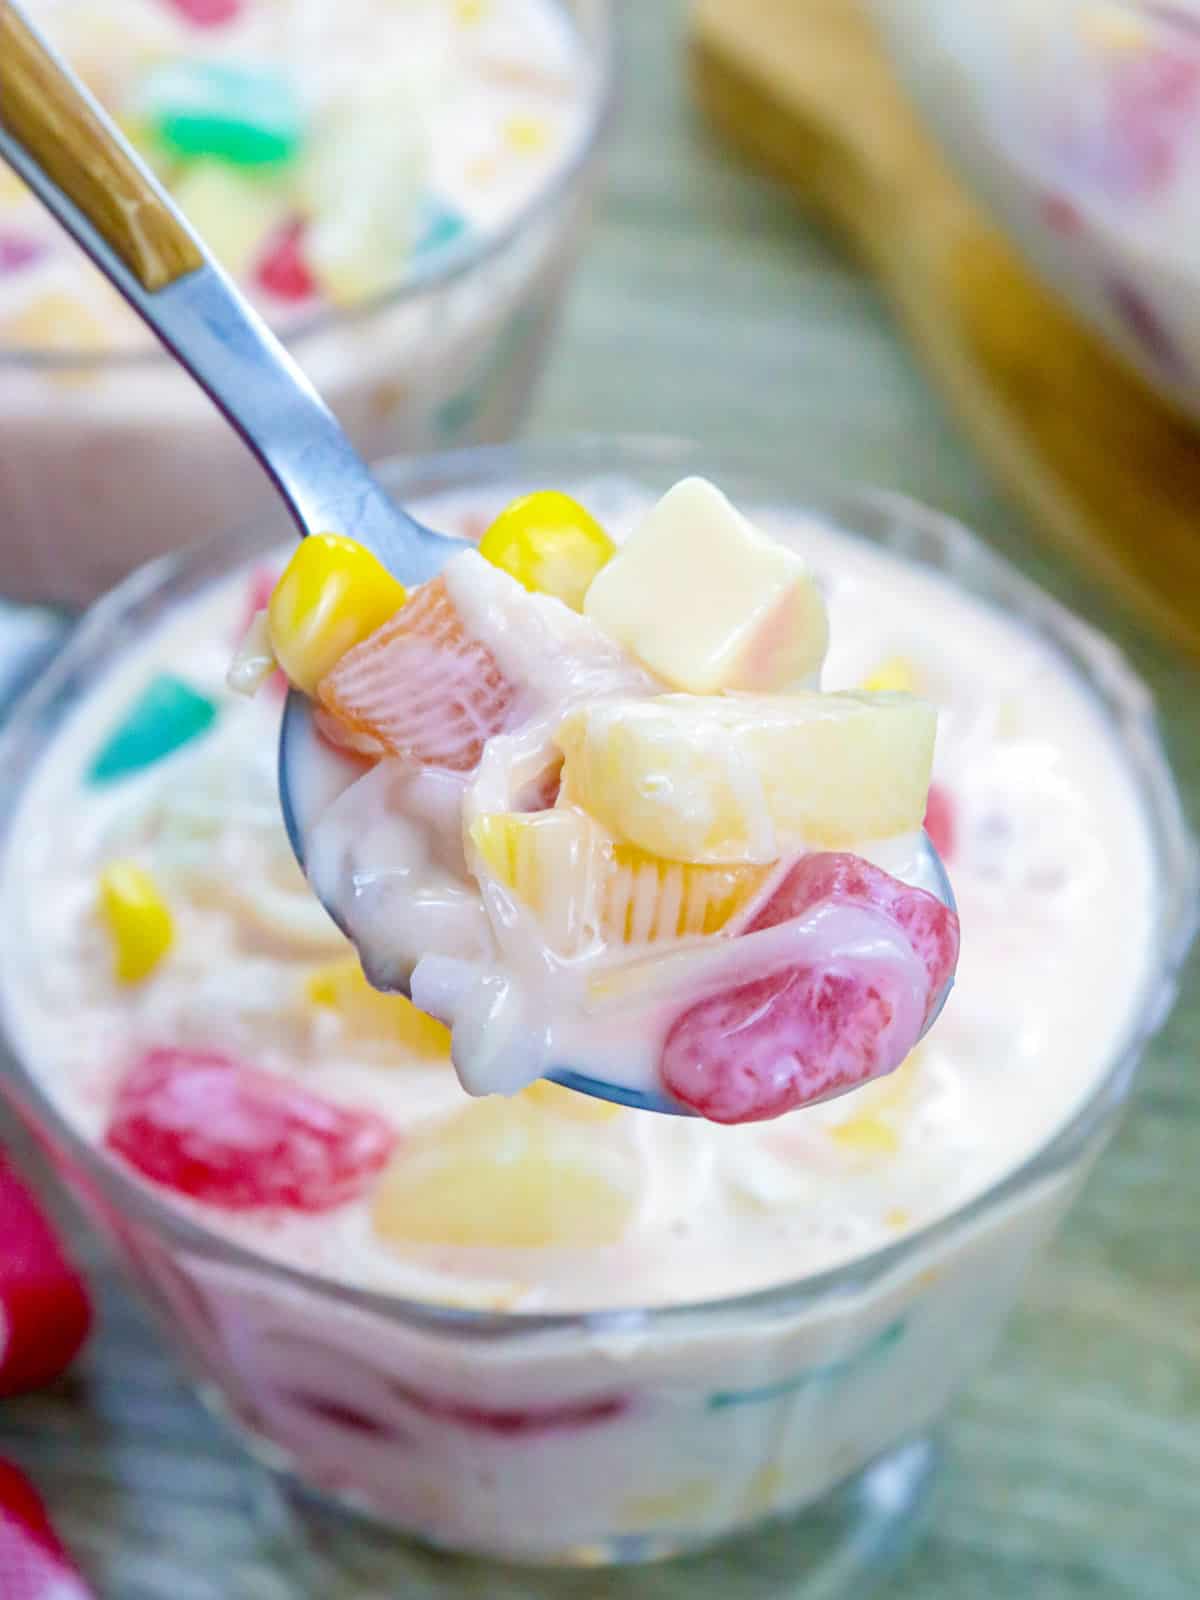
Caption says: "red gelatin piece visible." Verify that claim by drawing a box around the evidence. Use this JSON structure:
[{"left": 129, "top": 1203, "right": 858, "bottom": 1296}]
[
  {"left": 746, "top": 852, "right": 959, "bottom": 1021},
  {"left": 661, "top": 960, "right": 921, "bottom": 1125},
  {"left": 0, "top": 1459, "right": 95, "bottom": 1600},
  {"left": 923, "top": 782, "right": 956, "bottom": 864},
  {"left": 318, "top": 576, "right": 518, "bottom": 773},
  {"left": 166, "top": 0, "right": 242, "bottom": 25},
  {"left": 255, "top": 218, "right": 316, "bottom": 304},
  {"left": 0, "top": 1157, "right": 92, "bottom": 1398},
  {"left": 105, "top": 1048, "right": 396, "bottom": 1211},
  {"left": 393, "top": 1383, "right": 628, "bottom": 1437}
]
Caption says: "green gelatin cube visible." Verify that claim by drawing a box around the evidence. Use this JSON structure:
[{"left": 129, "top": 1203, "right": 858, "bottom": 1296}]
[
  {"left": 144, "top": 62, "right": 303, "bottom": 169},
  {"left": 88, "top": 675, "right": 218, "bottom": 784}
]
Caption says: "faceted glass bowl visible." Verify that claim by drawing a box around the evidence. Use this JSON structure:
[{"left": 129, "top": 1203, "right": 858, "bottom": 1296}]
[{"left": 0, "top": 438, "right": 1194, "bottom": 1582}]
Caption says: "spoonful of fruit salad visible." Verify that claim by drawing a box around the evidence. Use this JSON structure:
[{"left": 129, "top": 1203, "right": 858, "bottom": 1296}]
[
  {"left": 1, "top": 4, "right": 958, "bottom": 1122},
  {"left": 245, "top": 477, "right": 960, "bottom": 1121}
]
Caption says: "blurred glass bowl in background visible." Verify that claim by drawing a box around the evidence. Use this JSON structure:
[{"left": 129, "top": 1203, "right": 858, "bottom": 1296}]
[
  {"left": 0, "top": 0, "right": 615, "bottom": 608},
  {"left": 871, "top": 0, "right": 1200, "bottom": 424},
  {"left": 0, "top": 438, "right": 1194, "bottom": 1575}
]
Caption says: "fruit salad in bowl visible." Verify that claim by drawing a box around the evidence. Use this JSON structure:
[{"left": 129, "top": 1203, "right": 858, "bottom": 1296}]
[
  {"left": 871, "top": 0, "right": 1200, "bottom": 421},
  {"left": 0, "top": 0, "right": 612, "bottom": 604},
  {"left": 0, "top": 441, "right": 1191, "bottom": 1571},
  {"left": 255, "top": 478, "right": 961, "bottom": 1122}
]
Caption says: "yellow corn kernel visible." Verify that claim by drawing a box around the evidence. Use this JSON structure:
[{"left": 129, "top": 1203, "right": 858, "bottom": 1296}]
[
  {"left": 268, "top": 533, "right": 406, "bottom": 696},
  {"left": 98, "top": 862, "right": 173, "bottom": 985},
  {"left": 520, "top": 1078, "right": 623, "bottom": 1123},
  {"left": 478, "top": 491, "right": 615, "bottom": 612},
  {"left": 305, "top": 958, "right": 451, "bottom": 1058},
  {"left": 885, "top": 1207, "right": 911, "bottom": 1230},
  {"left": 455, "top": 0, "right": 487, "bottom": 20},
  {"left": 829, "top": 1114, "right": 899, "bottom": 1154},
  {"left": 860, "top": 655, "right": 919, "bottom": 694},
  {"left": 504, "top": 115, "right": 550, "bottom": 153}
]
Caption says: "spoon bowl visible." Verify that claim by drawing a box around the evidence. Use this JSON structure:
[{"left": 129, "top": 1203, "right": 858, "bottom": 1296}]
[{"left": 280, "top": 687, "right": 958, "bottom": 1118}]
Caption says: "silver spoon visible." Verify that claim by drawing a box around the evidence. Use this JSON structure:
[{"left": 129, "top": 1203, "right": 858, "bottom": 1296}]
[{"left": 0, "top": 4, "right": 955, "bottom": 1116}]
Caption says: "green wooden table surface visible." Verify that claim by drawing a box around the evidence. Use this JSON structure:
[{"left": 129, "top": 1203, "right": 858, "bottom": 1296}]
[{"left": 3, "top": 5, "right": 1199, "bottom": 1596}]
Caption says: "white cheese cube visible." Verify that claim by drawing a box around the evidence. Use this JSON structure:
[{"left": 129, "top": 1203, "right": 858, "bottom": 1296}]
[{"left": 583, "top": 477, "right": 828, "bottom": 693}]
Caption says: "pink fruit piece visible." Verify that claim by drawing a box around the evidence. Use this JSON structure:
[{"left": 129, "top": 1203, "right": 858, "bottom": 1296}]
[
  {"left": 0, "top": 1156, "right": 92, "bottom": 1399},
  {"left": 661, "top": 853, "right": 960, "bottom": 1124},
  {"left": 255, "top": 218, "right": 316, "bottom": 304},
  {"left": 318, "top": 576, "right": 518, "bottom": 773},
  {"left": 167, "top": 0, "right": 242, "bottom": 24},
  {"left": 0, "top": 1459, "right": 95, "bottom": 1600},
  {"left": 746, "top": 852, "right": 959, "bottom": 1021},
  {"left": 105, "top": 1048, "right": 396, "bottom": 1211},
  {"left": 923, "top": 782, "right": 956, "bottom": 864}
]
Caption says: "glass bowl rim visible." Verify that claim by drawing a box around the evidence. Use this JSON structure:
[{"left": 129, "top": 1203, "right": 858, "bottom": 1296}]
[
  {"left": 0, "top": 433, "right": 1195, "bottom": 1339},
  {"left": 0, "top": 0, "right": 617, "bottom": 374}
]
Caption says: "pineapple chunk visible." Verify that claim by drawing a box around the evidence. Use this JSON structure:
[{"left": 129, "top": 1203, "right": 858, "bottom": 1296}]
[
  {"left": 469, "top": 808, "right": 768, "bottom": 950},
  {"left": 583, "top": 477, "right": 828, "bottom": 693},
  {"left": 305, "top": 957, "right": 451, "bottom": 1057},
  {"left": 371, "top": 1097, "right": 632, "bottom": 1249},
  {"left": 300, "top": 80, "right": 430, "bottom": 305},
  {"left": 470, "top": 807, "right": 606, "bottom": 955},
  {"left": 556, "top": 691, "right": 936, "bottom": 863}
]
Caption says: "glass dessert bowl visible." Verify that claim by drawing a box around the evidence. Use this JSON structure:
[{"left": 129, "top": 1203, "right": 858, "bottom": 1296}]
[
  {"left": 871, "top": 0, "right": 1200, "bottom": 423},
  {"left": 0, "top": 439, "right": 1194, "bottom": 1580},
  {"left": 0, "top": 0, "right": 614, "bottom": 607}
]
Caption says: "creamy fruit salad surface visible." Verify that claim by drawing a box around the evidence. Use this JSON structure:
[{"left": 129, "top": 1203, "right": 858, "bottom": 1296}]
[{"left": 0, "top": 473, "right": 1159, "bottom": 1556}]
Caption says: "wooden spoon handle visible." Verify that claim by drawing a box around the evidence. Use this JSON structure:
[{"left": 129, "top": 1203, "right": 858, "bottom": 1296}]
[{"left": 0, "top": 1, "right": 201, "bottom": 290}]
